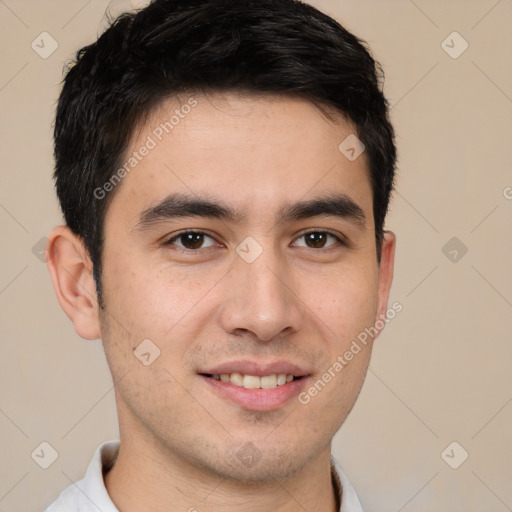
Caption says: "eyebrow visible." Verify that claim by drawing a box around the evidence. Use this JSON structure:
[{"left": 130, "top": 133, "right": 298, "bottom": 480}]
[{"left": 136, "top": 192, "right": 366, "bottom": 230}]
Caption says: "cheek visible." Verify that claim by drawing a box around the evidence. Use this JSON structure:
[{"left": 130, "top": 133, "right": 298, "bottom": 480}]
[
  {"left": 101, "top": 248, "right": 193, "bottom": 330},
  {"left": 306, "top": 261, "right": 379, "bottom": 343},
  {"left": 309, "top": 265, "right": 378, "bottom": 416}
]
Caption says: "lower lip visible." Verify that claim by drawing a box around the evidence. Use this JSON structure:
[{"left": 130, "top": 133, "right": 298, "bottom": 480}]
[{"left": 200, "top": 375, "right": 309, "bottom": 411}]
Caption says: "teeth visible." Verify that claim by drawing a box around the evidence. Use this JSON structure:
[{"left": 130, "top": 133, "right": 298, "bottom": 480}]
[
  {"left": 243, "top": 375, "right": 261, "bottom": 389},
  {"left": 277, "top": 373, "right": 287, "bottom": 385},
  {"left": 260, "top": 375, "right": 277, "bottom": 389},
  {"left": 215, "top": 373, "right": 297, "bottom": 389},
  {"left": 230, "top": 372, "right": 244, "bottom": 387}
]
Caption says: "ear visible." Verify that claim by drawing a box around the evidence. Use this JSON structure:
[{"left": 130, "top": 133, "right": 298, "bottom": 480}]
[
  {"left": 45, "top": 225, "right": 101, "bottom": 340},
  {"left": 374, "top": 230, "right": 396, "bottom": 334}
]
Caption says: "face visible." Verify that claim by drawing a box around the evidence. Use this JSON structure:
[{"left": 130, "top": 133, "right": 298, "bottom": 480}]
[{"left": 97, "top": 92, "right": 394, "bottom": 482}]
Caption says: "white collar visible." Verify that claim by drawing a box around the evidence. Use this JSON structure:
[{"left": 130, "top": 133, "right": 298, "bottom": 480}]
[{"left": 45, "top": 440, "right": 363, "bottom": 511}]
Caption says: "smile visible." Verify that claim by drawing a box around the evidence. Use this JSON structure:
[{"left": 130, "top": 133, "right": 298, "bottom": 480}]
[
  {"left": 200, "top": 370, "right": 309, "bottom": 410},
  {"left": 204, "top": 373, "right": 300, "bottom": 389}
]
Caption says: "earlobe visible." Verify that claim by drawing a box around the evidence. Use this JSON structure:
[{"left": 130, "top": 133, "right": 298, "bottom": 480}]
[
  {"left": 375, "top": 230, "right": 396, "bottom": 333},
  {"left": 46, "top": 225, "right": 101, "bottom": 340}
]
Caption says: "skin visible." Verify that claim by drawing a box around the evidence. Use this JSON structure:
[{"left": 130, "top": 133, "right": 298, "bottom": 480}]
[{"left": 47, "top": 92, "right": 395, "bottom": 512}]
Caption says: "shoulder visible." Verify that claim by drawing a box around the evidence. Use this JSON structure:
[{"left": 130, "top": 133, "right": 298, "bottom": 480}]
[
  {"left": 42, "top": 440, "right": 120, "bottom": 512},
  {"left": 42, "top": 480, "right": 82, "bottom": 511},
  {"left": 330, "top": 455, "right": 364, "bottom": 512}
]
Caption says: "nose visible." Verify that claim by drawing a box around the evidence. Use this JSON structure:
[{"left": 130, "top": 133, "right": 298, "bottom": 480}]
[{"left": 217, "top": 243, "right": 304, "bottom": 343}]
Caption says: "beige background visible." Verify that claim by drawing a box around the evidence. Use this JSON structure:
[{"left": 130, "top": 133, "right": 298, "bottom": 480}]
[{"left": 1, "top": 0, "right": 511, "bottom": 510}]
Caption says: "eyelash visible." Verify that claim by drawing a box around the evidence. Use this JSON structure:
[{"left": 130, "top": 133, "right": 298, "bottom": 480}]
[{"left": 164, "top": 228, "right": 347, "bottom": 252}]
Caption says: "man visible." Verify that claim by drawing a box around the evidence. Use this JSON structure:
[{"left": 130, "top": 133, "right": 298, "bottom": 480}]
[{"left": 44, "top": 0, "right": 397, "bottom": 510}]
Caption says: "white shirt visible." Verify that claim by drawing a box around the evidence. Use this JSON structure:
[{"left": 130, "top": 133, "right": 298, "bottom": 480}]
[{"left": 44, "top": 440, "right": 363, "bottom": 511}]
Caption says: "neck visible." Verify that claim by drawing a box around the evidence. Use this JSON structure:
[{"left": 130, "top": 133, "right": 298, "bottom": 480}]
[{"left": 104, "top": 432, "right": 338, "bottom": 512}]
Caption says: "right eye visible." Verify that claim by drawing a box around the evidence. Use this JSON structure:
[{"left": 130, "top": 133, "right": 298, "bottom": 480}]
[{"left": 164, "top": 230, "right": 219, "bottom": 251}]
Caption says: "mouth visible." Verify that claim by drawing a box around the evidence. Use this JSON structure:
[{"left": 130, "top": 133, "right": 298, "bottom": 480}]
[
  {"left": 198, "top": 362, "right": 310, "bottom": 411},
  {"left": 201, "top": 372, "right": 303, "bottom": 389}
]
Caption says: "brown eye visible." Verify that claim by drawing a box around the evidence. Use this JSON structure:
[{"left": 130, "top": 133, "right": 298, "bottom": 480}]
[
  {"left": 166, "top": 231, "right": 216, "bottom": 250},
  {"left": 293, "top": 231, "right": 344, "bottom": 249}
]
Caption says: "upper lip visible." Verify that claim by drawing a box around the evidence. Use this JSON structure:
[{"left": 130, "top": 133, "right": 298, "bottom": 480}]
[{"left": 200, "top": 360, "right": 310, "bottom": 377}]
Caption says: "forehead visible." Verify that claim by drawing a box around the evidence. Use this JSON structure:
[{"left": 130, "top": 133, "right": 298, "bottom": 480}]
[{"left": 105, "top": 92, "right": 374, "bottom": 227}]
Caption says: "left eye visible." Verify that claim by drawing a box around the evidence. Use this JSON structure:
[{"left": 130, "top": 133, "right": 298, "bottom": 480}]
[
  {"left": 166, "top": 231, "right": 217, "bottom": 250},
  {"left": 165, "top": 230, "right": 343, "bottom": 251},
  {"left": 293, "top": 231, "right": 342, "bottom": 249}
]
